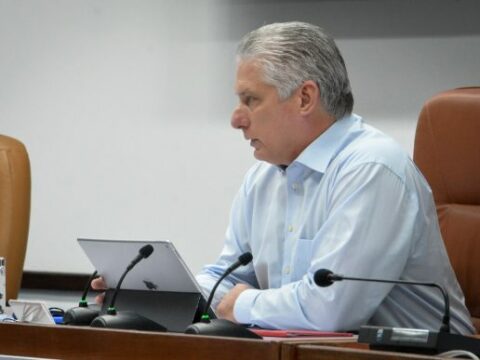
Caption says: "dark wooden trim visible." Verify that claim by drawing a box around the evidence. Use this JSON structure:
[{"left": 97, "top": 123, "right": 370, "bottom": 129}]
[
  {"left": 21, "top": 271, "right": 90, "bottom": 291},
  {"left": 0, "top": 322, "right": 279, "bottom": 360}
]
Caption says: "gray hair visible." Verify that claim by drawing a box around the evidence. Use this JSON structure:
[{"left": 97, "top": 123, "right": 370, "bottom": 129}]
[{"left": 236, "top": 22, "right": 354, "bottom": 120}]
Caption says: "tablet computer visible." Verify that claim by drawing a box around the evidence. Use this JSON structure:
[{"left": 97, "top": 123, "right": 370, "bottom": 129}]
[
  {"left": 77, "top": 238, "right": 215, "bottom": 331},
  {"left": 77, "top": 238, "right": 204, "bottom": 294}
]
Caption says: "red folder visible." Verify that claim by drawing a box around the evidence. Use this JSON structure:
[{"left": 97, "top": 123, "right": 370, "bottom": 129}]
[{"left": 250, "top": 329, "right": 354, "bottom": 338}]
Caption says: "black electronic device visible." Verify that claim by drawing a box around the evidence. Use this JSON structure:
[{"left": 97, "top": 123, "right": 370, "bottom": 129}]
[
  {"left": 358, "top": 326, "right": 480, "bottom": 356},
  {"left": 185, "top": 252, "right": 261, "bottom": 339},
  {"left": 314, "top": 268, "right": 480, "bottom": 356},
  {"left": 90, "top": 244, "right": 166, "bottom": 332},
  {"left": 90, "top": 310, "right": 165, "bottom": 331}
]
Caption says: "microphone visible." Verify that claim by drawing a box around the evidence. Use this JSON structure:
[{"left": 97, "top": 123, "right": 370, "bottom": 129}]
[
  {"left": 313, "top": 268, "right": 450, "bottom": 333},
  {"left": 185, "top": 252, "right": 261, "bottom": 339},
  {"left": 63, "top": 270, "right": 101, "bottom": 325},
  {"left": 201, "top": 251, "right": 253, "bottom": 323},
  {"left": 314, "top": 269, "right": 480, "bottom": 357},
  {"left": 90, "top": 244, "right": 166, "bottom": 331},
  {"left": 106, "top": 244, "right": 154, "bottom": 315},
  {"left": 126, "top": 244, "right": 154, "bottom": 271}
]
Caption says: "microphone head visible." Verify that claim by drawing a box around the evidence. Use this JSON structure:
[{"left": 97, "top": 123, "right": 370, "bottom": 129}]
[
  {"left": 314, "top": 269, "right": 334, "bottom": 287},
  {"left": 238, "top": 252, "right": 253, "bottom": 266},
  {"left": 139, "top": 244, "right": 154, "bottom": 259}
]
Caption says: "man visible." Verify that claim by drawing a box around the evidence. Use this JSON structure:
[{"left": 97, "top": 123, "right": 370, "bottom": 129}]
[{"left": 195, "top": 21, "right": 474, "bottom": 334}]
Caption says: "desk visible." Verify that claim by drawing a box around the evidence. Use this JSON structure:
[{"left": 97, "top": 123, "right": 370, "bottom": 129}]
[
  {"left": 278, "top": 338, "right": 449, "bottom": 360},
  {"left": 288, "top": 344, "right": 444, "bottom": 360},
  {"left": 0, "top": 323, "right": 278, "bottom": 360},
  {"left": 0, "top": 323, "right": 452, "bottom": 360}
]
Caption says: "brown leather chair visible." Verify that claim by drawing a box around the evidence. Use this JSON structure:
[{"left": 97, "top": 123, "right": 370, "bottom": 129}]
[
  {"left": 413, "top": 87, "right": 480, "bottom": 333},
  {"left": 0, "top": 134, "right": 31, "bottom": 302}
]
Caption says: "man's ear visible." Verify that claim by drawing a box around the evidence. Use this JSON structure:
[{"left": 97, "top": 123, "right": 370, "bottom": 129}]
[{"left": 298, "top": 80, "right": 319, "bottom": 115}]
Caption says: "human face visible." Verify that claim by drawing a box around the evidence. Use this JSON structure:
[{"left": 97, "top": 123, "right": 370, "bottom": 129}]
[{"left": 231, "top": 60, "right": 302, "bottom": 166}]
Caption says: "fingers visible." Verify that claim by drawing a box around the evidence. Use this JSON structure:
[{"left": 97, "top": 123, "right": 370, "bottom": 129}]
[
  {"left": 91, "top": 277, "right": 106, "bottom": 305},
  {"left": 91, "top": 276, "right": 106, "bottom": 290},
  {"left": 95, "top": 292, "right": 105, "bottom": 305}
]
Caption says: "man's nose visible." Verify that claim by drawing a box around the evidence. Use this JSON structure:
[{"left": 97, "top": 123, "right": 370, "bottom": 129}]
[{"left": 231, "top": 106, "right": 249, "bottom": 129}]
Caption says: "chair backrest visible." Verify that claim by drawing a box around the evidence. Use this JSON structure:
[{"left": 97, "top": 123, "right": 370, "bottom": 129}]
[
  {"left": 413, "top": 87, "right": 480, "bottom": 333},
  {"left": 0, "top": 134, "right": 31, "bottom": 302}
]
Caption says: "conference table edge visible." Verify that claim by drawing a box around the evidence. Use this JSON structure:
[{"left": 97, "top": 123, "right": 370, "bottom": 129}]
[{"left": 0, "top": 322, "right": 279, "bottom": 360}]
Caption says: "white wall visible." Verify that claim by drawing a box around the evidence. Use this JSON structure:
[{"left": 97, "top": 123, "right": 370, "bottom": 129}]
[{"left": 1, "top": 0, "right": 479, "bottom": 275}]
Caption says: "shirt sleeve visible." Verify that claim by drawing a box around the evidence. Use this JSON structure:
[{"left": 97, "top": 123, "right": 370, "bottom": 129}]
[{"left": 233, "top": 162, "right": 420, "bottom": 331}]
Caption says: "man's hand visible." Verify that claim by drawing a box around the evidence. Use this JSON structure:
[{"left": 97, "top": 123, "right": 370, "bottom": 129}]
[
  {"left": 91, "top": 276, "right": 106, "bottom": 304},
  {"left": 215, "top": 283, "right": 251, "bottom": 322}
]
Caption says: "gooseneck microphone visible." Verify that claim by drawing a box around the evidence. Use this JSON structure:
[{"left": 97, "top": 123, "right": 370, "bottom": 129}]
[
  {"left": 107, "top": 244, "right": 154, "bottom": 315},
  {"left": 63, "top": 270, "right": 101, "bottom": 325},
  {"left": 185, "top": 252, "right": 261, "bottom": 339},
  {"left": 313, "top": 269, "right": 480, "bottom": 356},
  {"left": 201, "top": 251, "right": 253, "bottom": 322},
  {"left": 90, "top": 244, "right": 166, "bottom": 331},
  {"left": 313, "top": 268, "right": 450, "bottom": 333}
]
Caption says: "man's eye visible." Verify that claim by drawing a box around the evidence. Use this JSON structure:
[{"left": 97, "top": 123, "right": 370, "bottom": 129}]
[{"left": 244, "top": 96, "right": 255, "bottom": 106}]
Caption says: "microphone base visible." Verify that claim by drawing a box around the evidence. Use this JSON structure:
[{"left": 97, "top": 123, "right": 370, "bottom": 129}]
[
  {"left": 358, "top": 325, "right": 480, "bottom": 356},
  {"left": 185, "top": 319, "right": 261, "bottom": 339},
  {"left": 90, "top": 311, "right": 167, "bottom": 332},
  {"left": 63, "top": 305, "right": 101, "bottom": 326}
]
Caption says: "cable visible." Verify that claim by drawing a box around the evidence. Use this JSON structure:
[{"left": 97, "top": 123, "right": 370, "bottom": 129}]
[
  {"left": 1, "top": 316, "right": 16, "bottom": 322},
  {"left": 438, "top": 350, "right": 480, "bottom": 359}
]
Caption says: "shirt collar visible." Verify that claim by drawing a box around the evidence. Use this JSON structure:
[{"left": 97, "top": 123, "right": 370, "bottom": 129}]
[{"left": 293, "top": 113, "right": 362, "bottom": 174}]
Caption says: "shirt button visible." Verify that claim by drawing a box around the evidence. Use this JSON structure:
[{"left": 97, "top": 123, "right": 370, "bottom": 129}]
[
  {"left": 292, "top": 182, "right": 299, "bottom": 191},
  {"left": 288, "top": 225, "right": 294, "bottom": 232},
  {"left": 284, "top": 266, "right": 291, "bottom": 274}
]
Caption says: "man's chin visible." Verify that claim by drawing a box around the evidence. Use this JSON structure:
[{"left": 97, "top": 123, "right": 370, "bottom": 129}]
[
  {"left": 253, "top": 151, "right": 277, "bottom": 165},
  {"left": 253, "top": 150, "right": 266, "bottom": 162}
]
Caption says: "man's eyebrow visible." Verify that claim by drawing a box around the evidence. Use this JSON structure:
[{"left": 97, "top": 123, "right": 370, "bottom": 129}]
[{"left": 236, "top": 89, "right": 252, "bottom": 97}]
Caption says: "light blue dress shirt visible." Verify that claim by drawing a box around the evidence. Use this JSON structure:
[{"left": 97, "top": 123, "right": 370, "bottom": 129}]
[{"left": 196, "top": 114, "right": 474, "bottom": 334}]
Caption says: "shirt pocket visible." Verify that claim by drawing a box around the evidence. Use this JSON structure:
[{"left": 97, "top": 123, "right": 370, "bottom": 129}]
[{"left": 292, "top": 238, "right": 314, "bottom": 280}]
